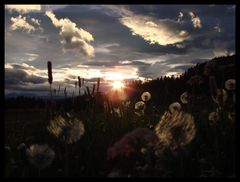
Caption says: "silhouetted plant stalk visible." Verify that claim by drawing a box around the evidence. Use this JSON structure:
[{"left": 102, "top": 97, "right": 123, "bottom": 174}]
[
  {"left": 78, "top": 76, "right": 81, "bottom": 96},
  {"left": 64, "top": 87, "right": 67, "bottom": 98},
  {"left": 47, "top": 61, "right": 53, "bottom": 98},
  {"left": 97, "top": 77, "right": 100, "bottom": 93},
  {"left": 92, "top": 84, "right": 96, "bottom": 96},
  {"left": 48, "top": 61, "right": 53, "bottom": 119},
  {"left": 86, "top": 86, "right": 91, "bottom": 97}
]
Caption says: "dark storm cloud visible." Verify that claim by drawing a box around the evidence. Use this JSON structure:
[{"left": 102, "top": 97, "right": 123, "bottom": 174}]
[{"left": 5, "top": 67, "right": 47, "bottom": 86}]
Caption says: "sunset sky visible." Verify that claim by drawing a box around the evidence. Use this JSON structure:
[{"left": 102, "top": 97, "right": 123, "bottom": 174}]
[{"left": 4, "top": 5, "right": 235, "bottom": 96}]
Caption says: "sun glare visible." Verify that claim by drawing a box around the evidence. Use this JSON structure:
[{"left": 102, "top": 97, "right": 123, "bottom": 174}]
[{"left": 112, "top": 81, "right": 125, "bottom": 90}]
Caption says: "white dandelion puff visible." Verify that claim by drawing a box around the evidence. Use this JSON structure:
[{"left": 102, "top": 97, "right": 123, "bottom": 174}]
[
  {"left": 135, "top": 101, "right": 146, "bottom": 110},
  {"left": 141, "top": 91, "right": 151, "bottom": 102},
  {"left": 134, "top": 101, "right": 146, "bottom": 116},
  {"left": 47, "top": 114, "right": 85, "bottom": 144},
  {"left": 225, "top": 79, "right": 235, "bottom": 91},
  {"left": 169, "top": 102, "right": 181, "bottom": 114},
  {"left": 155, "top": 111, "right": 196, "bottom": 151},
  {"left": 180, "top": 92, "right": 189, "bottom": 104},
  {"left": 26, "top": 144, "right": 55, "bottom": 169}
]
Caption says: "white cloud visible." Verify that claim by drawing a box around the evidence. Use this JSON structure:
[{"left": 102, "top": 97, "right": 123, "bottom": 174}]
[
  {"left": 120, "top": 15, "right": 190, "bottom": 45},
  {"left": 31, "top": 18, "right": 40, "bottom": 26},
  {"left": 45, "top": 11, "right": 95, "bottom": 58},
  {"left": 177, "top": 11, "right": 184, "bottom": 23},
  {"left": 10, "top": 15, "right": 35, "bottom": 33},
  {"left": 24, "top": 53, "right": 39, "bottom": 62},
  {"left": 189, "top": 12, "right": 202, "bottom": 29},
  {"left": 213, "top": 49, "right": 235, "bottom": 57},
  {"left": 5, "top": 5, "right": 41, "bottom": 14},
  {"left": 10, "top": 15, "right": 43, "bottom": 33}
]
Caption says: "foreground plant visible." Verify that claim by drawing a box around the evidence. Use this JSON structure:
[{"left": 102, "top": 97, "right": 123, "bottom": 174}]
[{"left": 26, "top": 144, "right": 55, "bottom": 176}]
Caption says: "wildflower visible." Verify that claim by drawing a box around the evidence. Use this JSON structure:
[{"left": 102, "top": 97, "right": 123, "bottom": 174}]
[
  {"left": 180, "top": 92, "right": 189, "bottom": 104},
  {"left": 134, "top": 101, "right": 146, "bottom": 116},
  {"left": 155, "top": 111, "right": 196, "bottom": 151},
  {"left": 208, "top": 112, "right": 220, "bottom": 123},
  {"left": 169, "top": 102, "right": 181, "bottom": 114},
  {"left": 47, "top": 115, "right": 85, "bottom": 144},
  {"left": 212, "top": 89, "right": 228, "bottom": 105},
  {"left": 141, "top": 92, "right": 151, "bottom": 102},
  {"left": 26, "top": 144, "right": 55, "bottom": 169},
  {"left": 225, "top": 79, "right": 235, "bottom": 91},
  {"left": 135, "top": 101, "right": 146, "bottom": 110},
  {"left": 107, "top": 128, "right": 158, "bottom": 160}
]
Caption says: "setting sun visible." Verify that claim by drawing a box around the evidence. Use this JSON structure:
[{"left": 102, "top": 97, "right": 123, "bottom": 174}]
[{"left": 112, "top": 81, "right": 125, "bottom": 90}]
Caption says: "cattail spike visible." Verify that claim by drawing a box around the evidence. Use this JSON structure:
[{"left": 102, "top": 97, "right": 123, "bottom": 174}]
[
  {"left": 47, "top": 61, "right": 53, "bottom": 85},
  {"left": 78, "top": 76, "right": 81, "bottom": 88}
]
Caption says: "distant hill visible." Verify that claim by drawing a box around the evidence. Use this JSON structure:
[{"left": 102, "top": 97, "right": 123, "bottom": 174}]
[{"left": 5, "top": 55, "right": 235, "bottom": 109}]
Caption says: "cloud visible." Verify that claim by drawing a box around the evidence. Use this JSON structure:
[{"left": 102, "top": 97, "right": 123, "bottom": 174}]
[
  {"left": 189, "top": 12, "right": 202, "bottom": 29},
  {"left": 120, "top": 15, "right": 190, "bottom": 46},
  {"left": 9, "top": 15, "right": 43, "bottom": 33},
  {"left": 5, "top": 63, "right": 47, "bottom": 86},
  {"left": 177, "top": 11, "right": 184, "bottom": 23},
  {"left": 45, "top": 11, "right": 95, "bottom": 58},
  {"left": 213, "top": 49, "right": 235, "bottom": 57},
  {"left": 5, "top": 5, "right": 41, "bottom": 14},
  {"left": 10, "top": 15, "right": 35, "bottom": 33}
]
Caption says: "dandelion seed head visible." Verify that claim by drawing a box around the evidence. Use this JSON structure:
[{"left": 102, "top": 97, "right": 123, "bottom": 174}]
[
  {"left": 155, "top": 111, "right": 196, "bottom": 152},
  {"left": 225, "top": 79, "right": 235, "bottom": 91},
  {"left": 135, "top": 101, "right": 146, "bottom": 110},
  {"left": 47, "top": 115, "right": 85, "bottom": 144},
  {"left": 141, "top": 91, "right": 151, "bottom": 102},
  {"left": 169, "top": 102, "right": 181, "bottom": 114},
  {"left": 180, "top": 92, "right": 189, "bottom": 104},
  {"left": 26, "top": 144, "right": 55, "bottom": 169}
]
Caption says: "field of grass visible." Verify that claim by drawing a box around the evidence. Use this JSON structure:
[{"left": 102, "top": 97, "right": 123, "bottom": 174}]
[{"left": 4, "top": 86, "right": 235, "bottom": 177}]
